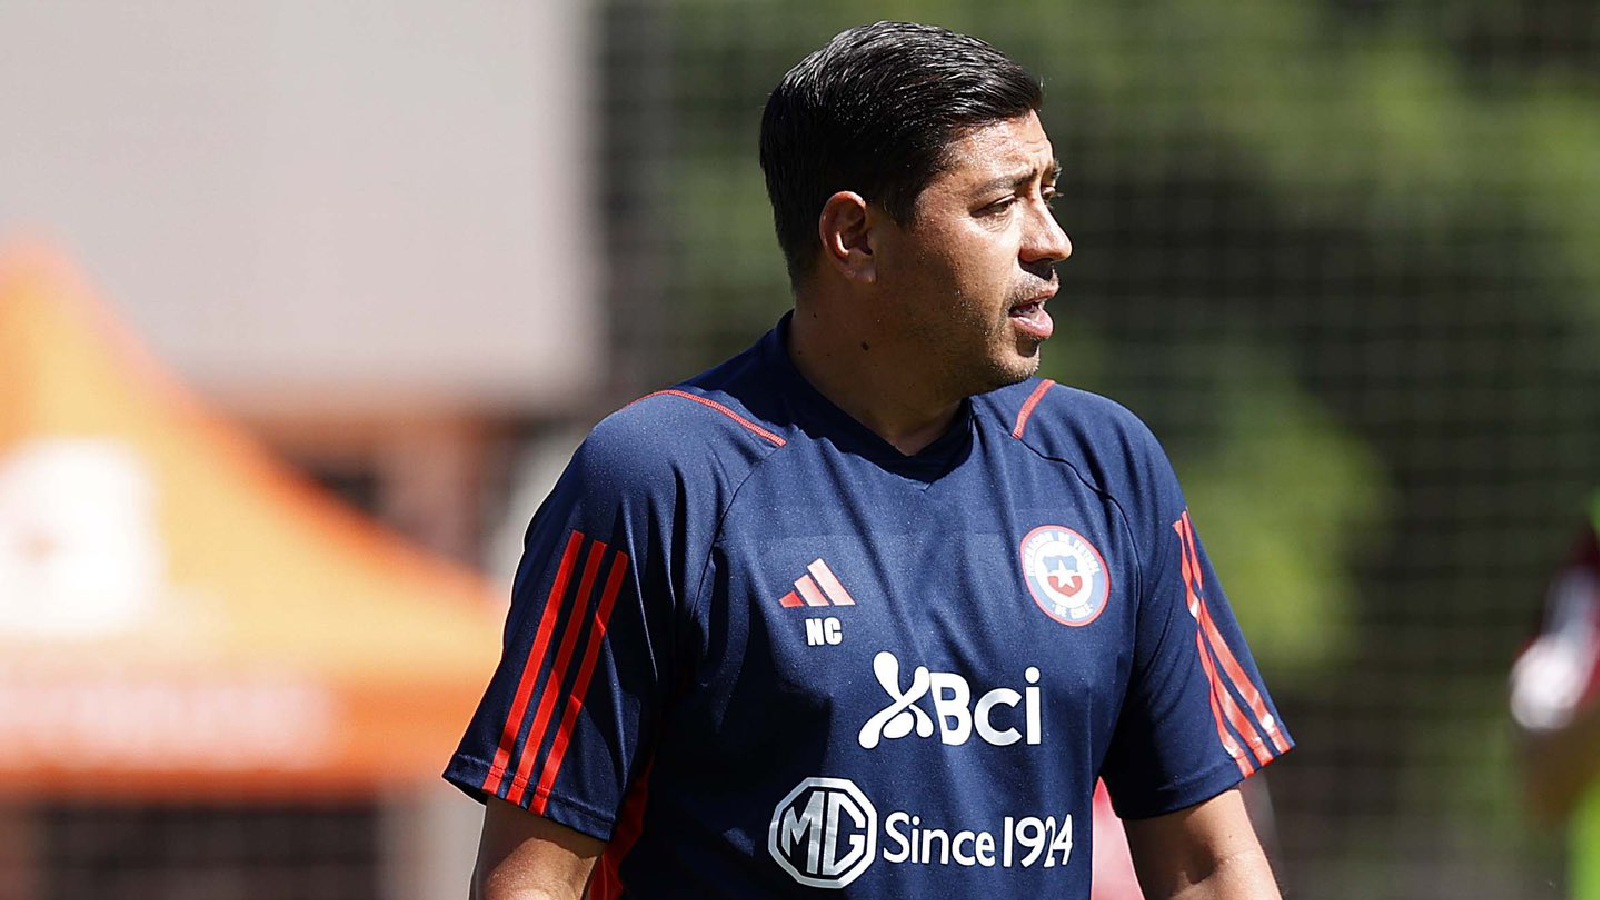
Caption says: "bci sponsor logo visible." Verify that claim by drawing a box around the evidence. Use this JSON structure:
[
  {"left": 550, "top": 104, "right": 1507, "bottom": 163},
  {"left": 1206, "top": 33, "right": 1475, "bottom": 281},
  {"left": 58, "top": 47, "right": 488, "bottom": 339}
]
[
  {"left": 767, "top": 776, "right": 1073, "bottom": 889},
  {"left": 857, "top": 651, "right": 1042, "bottom": 749}
]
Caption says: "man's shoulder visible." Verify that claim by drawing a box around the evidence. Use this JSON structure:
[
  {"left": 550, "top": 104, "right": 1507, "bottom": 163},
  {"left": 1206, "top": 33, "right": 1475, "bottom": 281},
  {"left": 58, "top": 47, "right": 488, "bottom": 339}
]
[
  {"left": 575, "top": 358, "right": 789, "bottom": 497},
  {"left": 981, "top": 378, "right": 1161, "bottom": 455},
  {"left": 597, "top": 385, "right": 787, "bottom": 459},
  {"left": 978, "top": 378, "right": 1173, "bottom": 500}
]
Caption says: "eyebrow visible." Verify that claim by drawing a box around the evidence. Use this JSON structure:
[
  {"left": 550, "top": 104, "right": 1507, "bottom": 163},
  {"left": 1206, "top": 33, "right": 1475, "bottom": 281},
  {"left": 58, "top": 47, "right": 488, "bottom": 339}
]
[{"left": 977, "top": 159, "right": 1062, "bottom": 194}]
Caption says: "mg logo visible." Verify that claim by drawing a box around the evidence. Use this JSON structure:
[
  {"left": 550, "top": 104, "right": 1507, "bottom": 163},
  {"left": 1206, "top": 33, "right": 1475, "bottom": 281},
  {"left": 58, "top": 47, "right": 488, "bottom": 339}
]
[{"left": 768, "top": 777, "right": 877, "bottom": 889}]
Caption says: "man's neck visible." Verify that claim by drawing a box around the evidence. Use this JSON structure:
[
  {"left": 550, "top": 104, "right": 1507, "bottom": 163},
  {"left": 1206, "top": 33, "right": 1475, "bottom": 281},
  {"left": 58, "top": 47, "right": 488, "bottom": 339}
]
[{"left": 787, "top": 305, "right": 962, "bottom": 456}]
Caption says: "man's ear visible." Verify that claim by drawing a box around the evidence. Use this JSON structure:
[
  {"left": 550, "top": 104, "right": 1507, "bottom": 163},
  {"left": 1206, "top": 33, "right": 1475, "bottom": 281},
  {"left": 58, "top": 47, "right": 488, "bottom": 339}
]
[{"left": 817, "top": 191, "right": 875, "bottom": 283}]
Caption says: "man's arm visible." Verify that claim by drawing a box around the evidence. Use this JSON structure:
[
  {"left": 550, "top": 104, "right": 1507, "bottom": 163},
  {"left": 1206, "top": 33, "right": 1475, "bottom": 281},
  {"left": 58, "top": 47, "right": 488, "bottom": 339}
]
[
  {"left": 1123, "top": 788, "right": 1282, "bottom": 900},
  {"left": 471, "top": 797, "right": 605, "bottom": 900}
]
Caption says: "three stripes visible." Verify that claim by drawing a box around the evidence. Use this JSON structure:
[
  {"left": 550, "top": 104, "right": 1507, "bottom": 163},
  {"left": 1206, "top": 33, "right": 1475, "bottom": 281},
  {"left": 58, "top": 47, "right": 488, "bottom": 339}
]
[
  {"left": 1175, "top": 511, "right": 1291, "bottom": 776},
  {"left": 482, "top": 530, "right": 629, "bottom": 812},
  {"left": 778, "top": 558, "right": 857, "bottom": 608}
]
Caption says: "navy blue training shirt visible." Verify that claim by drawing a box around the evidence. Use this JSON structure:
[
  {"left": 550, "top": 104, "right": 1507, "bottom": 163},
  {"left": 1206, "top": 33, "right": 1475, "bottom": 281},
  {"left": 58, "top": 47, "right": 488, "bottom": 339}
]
[{"left": 446, "top": 315, "right": 1292, "bottom": 898}]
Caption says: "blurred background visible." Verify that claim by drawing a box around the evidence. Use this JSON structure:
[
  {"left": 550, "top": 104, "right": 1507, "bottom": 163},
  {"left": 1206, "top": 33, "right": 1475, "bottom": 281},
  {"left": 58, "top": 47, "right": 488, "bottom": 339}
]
[{"left": 2, "top": 0, "right": 1598, "bottom": 898}]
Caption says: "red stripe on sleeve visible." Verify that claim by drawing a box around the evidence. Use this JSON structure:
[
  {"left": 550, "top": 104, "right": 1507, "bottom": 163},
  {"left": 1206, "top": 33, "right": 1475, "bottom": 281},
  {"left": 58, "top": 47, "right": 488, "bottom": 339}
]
[
  {"left": 506, "top": 538, "right": 610, "bottom": 807},
  {"left": 1175, "top": 512, "right": 1273, "bottom": 767},
  {"left": 1197, "top": 632, "right": 1257, "bottom": 777},
  {"left": 1174, "top": 519, "right": 1202, "bottom": 618},
  {"left": 1197, "top": 624, "right": 1273, "bottom": 767},
  {"left": 586, "top": 756, "right": 655, "bottom": 900},
  {"left": 1011, "top": 379, "right": 1056, "bottom": 439},
  {"left": 483, "top": 531, "right": 586, "bottom": 797},
  {"left": 1177, "top": 510, "right": 1288, "bottom": 756},
  {"left": 1199, "top": 602, "right": 1292, "bottom": 754},
  {"left": 533, "top": 551, "right": 631, "bottom": 815},
  {"left": 1198, "top": 633, "right": 1254, "bottom": 777},
  {"left": 1180, "top": 513, "right": 1206, "bottom": 593}
]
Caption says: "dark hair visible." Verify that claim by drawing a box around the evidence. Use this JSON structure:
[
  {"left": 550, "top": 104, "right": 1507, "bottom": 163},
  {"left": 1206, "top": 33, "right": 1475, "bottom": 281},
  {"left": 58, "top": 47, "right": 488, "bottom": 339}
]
[{"left": 759, "top": 21, "right": 1044, "bottom": 287}]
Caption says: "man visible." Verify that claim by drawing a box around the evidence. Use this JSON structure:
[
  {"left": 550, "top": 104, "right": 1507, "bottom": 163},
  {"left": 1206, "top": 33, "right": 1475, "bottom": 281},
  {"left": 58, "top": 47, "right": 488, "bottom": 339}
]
[
  {"left": 446, "top": 21, "right": 1290, "bottom": 898},
  {"left": 1512, "top": 495, "right": 1600, "bottom": 899}
]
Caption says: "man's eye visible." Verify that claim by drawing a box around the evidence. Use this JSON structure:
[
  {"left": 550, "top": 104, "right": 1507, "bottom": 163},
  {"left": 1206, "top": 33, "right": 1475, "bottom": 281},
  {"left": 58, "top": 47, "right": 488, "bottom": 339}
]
[{"left": 981, "top": 197, "right": 1017, "bottom": 215}]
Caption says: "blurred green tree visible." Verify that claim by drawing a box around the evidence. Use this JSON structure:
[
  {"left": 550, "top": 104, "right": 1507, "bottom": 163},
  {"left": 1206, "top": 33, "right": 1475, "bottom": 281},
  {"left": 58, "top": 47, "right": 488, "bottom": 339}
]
[{"left": 610, "top": 1, "right": 1600, "bottom": 895}]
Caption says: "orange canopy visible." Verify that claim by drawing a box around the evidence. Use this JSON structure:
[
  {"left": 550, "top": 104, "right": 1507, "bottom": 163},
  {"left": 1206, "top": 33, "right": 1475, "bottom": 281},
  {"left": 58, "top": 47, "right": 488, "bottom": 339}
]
[{"left": 0, "top": 243, "right": 505, "bottom": 800}]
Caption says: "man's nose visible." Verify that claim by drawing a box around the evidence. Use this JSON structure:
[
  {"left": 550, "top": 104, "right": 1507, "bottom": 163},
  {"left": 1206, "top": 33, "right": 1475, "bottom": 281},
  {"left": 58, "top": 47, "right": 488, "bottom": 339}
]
[{"left": 1023, "top": 203, "right": 1073, "bottom": 266}]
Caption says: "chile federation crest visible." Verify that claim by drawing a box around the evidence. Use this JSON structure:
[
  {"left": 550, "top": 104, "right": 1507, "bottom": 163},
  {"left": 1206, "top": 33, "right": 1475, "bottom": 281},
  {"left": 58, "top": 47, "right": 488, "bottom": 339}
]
[{"left": 1020, "top": 526, "right": 1111, "bottom": 627}]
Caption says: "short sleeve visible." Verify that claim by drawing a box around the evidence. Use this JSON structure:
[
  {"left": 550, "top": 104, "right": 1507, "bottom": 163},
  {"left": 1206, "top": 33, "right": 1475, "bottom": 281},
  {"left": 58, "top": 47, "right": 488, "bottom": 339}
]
[
  {"left": 1100, "top": 430, "right": 1293, "bottom": 820},
  {"left": 443, "top": 429, "right": 692, "bottom": 841}
]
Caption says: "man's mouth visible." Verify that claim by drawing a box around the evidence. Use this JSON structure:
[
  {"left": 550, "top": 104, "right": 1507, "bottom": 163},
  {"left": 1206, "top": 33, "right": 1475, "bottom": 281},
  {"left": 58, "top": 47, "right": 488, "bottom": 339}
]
[{"left": 1008, "top": 296, "right": 1054, "bottom": 341}]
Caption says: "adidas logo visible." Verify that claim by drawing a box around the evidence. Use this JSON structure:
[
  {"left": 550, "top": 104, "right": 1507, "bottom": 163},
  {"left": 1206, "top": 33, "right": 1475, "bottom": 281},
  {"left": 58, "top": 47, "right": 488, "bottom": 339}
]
[{"left": 779, "top": 559, "right": 857, "bottom": 608}]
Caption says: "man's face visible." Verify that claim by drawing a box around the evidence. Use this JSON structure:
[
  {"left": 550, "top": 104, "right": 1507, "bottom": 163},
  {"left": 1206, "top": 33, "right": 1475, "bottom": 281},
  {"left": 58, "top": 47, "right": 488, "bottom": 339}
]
[{"left": 872, "top": 110, "right": 1072, "bottom": 399}]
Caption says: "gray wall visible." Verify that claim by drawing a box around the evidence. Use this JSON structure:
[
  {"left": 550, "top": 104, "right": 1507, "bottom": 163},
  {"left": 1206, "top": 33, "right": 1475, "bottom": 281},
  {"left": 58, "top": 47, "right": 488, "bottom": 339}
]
[{"left": 0, "top": 0, "right": 598, "bottom": 416}]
